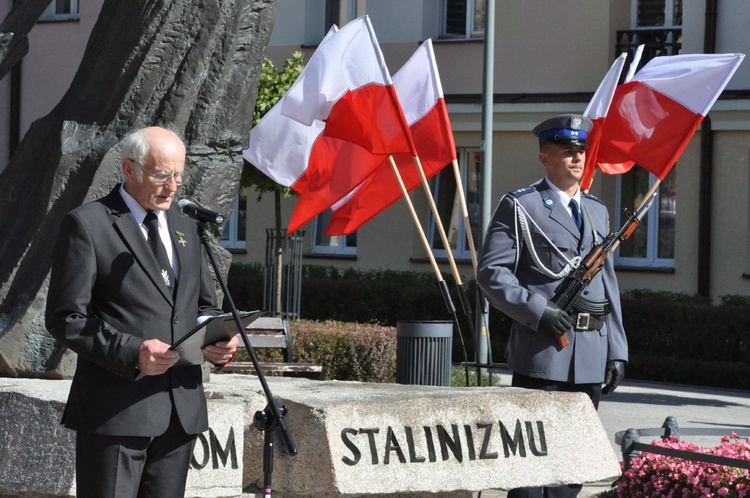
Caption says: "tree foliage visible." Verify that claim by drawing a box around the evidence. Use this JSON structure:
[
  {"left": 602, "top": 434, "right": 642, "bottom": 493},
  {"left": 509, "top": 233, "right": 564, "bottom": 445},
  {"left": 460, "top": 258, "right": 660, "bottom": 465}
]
[{"left": 240, "top": 52, "right": 305, "bottom": 200}]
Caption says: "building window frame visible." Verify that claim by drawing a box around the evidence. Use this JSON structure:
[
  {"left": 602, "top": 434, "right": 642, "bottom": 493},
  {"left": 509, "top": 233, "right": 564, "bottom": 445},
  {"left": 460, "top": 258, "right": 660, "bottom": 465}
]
[
  {"left": 219, "top": 191, "right": 247, "bottom": 251},
  {"left": 324, "top": 0, "right": 357, "bottom": 33},
  {"left": 311, "top": 210, "right": 357, "bottom": 256},
  {"left": 39, "top": 0, "right": 79, "bottom": 22},
  {"left": 632, "top": 0, "right": 682, "bottom": 29},
  {"left": 428, "top": 148, "right": 480, "bottom": 261},
  {"left": 614, "top": 168, "right": 676, "bottom": 269},
  {"left": 441, "top": 0, "right": 485, "bottom": 39}
]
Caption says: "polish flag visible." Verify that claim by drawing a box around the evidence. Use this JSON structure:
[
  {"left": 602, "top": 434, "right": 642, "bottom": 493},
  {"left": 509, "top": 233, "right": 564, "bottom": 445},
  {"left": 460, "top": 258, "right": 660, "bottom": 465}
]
[
  {"left": 324, "top": 39, "right": 455, "bottom": 236},
  {"left": 623, "top": 44, "right": 645, "bottom": 83},
  {"left": 243, "top": 16, "right": 415, "bottom": 233},
  {"left": 580, "top": 52, "right": 628, "bottom": 191},
  {"left": 595, "top": 53, "right": 744, "bottom": 180}
]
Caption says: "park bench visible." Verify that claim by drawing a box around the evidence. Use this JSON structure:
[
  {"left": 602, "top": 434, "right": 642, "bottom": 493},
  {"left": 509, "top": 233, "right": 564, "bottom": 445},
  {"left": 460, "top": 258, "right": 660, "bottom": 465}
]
[{"left": 220, "top": 316, "right": 326, "bottom": 379}]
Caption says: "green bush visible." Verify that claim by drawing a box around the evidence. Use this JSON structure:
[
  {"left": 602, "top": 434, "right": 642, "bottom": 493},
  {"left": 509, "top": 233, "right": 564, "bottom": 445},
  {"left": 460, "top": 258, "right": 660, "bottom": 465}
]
[
  {"left": 626, "top": 353, "right": 750, "bottom": 390},
  {"left": 234, "top": 320, "right": 397, "bottom": 383},
  {"left": 299, "top": 267, "right": 454, "bottom": 324},
  {"left": 620, "top": 292, "right": 750, "bottom": 363},
  {"left": 224, "top": 262, "right": 264, "bottom": 311},
  {"left": 290, "top": 320, "right": 396, "bottom": 383}
]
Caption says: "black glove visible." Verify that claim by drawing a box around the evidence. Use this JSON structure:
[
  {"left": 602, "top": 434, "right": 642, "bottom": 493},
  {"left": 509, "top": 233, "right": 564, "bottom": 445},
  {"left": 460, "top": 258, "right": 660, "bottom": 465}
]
[
  {"left": 538, "top": 302, "right": 573, "bottom": 337},
  {"left": 602, "top": 360, "right": 626, "bottom": 394}
]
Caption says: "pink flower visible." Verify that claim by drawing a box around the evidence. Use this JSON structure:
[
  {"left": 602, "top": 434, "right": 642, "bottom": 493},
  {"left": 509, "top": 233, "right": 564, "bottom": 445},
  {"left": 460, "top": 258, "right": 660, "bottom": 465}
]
[{"left": 615, "top": 435, "right": 750, "bottom": 498}]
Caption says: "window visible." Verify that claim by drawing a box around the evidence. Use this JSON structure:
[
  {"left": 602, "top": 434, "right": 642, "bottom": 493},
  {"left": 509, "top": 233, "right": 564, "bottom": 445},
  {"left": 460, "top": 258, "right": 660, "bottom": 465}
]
[
  {"left": 311, "top": 209, "right": 357, "bottom": 256},
  {"left": 39, "top": 0, "right": 79, "bottom": 21},
  {"left": 615, "top": 168, "right": 675, "bottom": 268},
  {"left": 324, "top": 0, "right": 357, "bottom": 31},
  {"left": 220, "top": 191, "right": 247, "bottom": 250},
  {"left": 428, "top": 149, "right": 480, "bottom": 259},
  {"left": 442, "top": 0, "right": 485, "bottom": 39},
  {"left": 325, "top": 0, "right": 340, "bottom": 32},
  {"left": 622, "top": 0, "right": 682, "bottom": 58},
  {"left": 635, "top": 0, "right": 682, "bottom": 28}
]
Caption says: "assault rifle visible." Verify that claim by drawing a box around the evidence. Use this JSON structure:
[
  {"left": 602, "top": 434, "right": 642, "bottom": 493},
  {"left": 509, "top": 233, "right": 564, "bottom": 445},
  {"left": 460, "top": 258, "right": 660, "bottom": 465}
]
[{"left": 552, "top": 190, "right": 657, "bottom": 348}]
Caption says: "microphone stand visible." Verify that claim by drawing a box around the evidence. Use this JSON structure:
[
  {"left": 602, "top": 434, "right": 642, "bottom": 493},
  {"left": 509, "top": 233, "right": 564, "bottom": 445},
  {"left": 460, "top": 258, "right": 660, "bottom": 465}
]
[{"left": 196, "top": 223, "right": 297, "bottom": 497}]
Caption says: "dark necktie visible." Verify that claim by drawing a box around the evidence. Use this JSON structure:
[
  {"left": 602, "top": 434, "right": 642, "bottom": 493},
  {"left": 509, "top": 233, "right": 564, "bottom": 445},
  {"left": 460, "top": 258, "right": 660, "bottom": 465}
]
[
  {"left": 144, "top": 211, "right": 175, "bottom": 289},
  {"left": 569, "top": 198, "right": 582, "bottom": 231}
]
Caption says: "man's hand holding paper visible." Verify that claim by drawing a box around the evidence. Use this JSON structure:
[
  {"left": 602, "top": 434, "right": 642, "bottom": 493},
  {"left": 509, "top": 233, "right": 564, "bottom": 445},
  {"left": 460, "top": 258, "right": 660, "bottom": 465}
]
[{"left": 137, "top": 338, "right": 180, "bottom": 376}]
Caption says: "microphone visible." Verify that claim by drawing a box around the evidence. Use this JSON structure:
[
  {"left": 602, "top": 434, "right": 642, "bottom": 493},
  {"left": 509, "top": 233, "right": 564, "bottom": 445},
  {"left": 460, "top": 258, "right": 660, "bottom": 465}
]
[{"left": 178, "top": 199, "right": 225, "bottom": 224}]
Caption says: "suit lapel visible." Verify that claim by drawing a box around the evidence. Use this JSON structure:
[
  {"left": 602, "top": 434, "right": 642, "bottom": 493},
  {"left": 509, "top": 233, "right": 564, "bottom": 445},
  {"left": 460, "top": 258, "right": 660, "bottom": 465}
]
[{"left": 105, "top": 189, "right": 174, "bottom": 304}]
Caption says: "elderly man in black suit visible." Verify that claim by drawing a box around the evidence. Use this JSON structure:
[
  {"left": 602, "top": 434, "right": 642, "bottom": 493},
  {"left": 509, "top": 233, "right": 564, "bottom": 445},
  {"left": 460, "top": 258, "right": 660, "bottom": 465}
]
[{"left": 46, "top": 126, "right": 238, "bottom": 498}]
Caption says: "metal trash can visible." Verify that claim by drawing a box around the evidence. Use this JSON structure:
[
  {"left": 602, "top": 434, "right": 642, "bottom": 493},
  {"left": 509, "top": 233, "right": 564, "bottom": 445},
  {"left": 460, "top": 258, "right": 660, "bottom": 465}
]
[{"left": 396, "top": 320, "right": 453, "bottom": 386}]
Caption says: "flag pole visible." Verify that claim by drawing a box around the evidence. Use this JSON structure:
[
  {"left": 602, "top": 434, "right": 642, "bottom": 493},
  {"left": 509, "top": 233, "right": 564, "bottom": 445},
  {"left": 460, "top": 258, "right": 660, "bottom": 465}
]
[
  {"left": 387, "top": 156, "right": 471, "bottom": 384},
  {"left": 412, "top": 155, "right": 479, "bottom": 379},
  {"left": 412, "top": 155, "right": 462, "bottom": 282},
  {"left": 389, "top": 157, "right": 442, "bottom": 280},
  {"left": 581, "top": 174, "right": 596, "bottom": 194},
  {"left": 451, "top": 157, "right": 493, "bottom": 384},
  {"left": 611, "top": 178, "right": 661, "bottom": 253},
  {"left": 451, "top": 158, "right": 479, "bottom": 279}
]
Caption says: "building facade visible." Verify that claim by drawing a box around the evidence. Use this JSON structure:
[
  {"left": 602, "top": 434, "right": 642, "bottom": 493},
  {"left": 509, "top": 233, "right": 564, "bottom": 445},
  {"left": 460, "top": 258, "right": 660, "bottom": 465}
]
[{"left": 3, "top": 0, "right": 750, "bottom": 302}]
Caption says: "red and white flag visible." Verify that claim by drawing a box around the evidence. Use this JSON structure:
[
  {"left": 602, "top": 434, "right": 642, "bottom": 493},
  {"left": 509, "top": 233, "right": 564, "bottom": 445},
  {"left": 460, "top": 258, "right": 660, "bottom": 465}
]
[
  {"left": 595, "top": 53, "right": 744, "bottom": 180},
  {"left": 243, "top": 16, "right": 415, "bottom": 233},
  {"left": 580, "top": 52, "right": 628, "bottom": 191},
  {"left": 624, "top": 44, "right": 645, "bottom": 83},
  {"left": 324, "top": 39, "right": 456, "bottom": 236}
]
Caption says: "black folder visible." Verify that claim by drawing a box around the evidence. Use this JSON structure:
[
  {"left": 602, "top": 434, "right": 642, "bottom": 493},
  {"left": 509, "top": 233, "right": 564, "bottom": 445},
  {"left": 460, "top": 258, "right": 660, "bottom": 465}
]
[{"left": 170, "top": 310, "right": 265, "bottom": 367}]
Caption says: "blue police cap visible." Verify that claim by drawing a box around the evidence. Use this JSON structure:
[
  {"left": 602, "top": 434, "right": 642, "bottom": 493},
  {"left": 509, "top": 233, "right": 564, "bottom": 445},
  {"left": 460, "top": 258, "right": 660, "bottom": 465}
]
[{"left": 533, "top": 114, "right": 593, "bottom": 147}]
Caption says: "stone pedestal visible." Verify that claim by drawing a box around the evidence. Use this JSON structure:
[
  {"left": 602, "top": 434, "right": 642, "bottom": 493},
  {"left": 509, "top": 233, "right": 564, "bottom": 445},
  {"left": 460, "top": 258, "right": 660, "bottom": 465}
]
[
  {"left": 0, "top": 378, "right": 254, "bottom": 498},
  {"left": 208, "top": 375, "right": 622, "bottom": 496}
]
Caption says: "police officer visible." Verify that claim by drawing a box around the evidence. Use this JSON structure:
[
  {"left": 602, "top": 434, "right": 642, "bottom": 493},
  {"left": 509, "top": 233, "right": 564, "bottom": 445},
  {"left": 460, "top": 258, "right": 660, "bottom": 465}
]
[{"left": 477, "top": 114, "right": 628, "bottom": 498}]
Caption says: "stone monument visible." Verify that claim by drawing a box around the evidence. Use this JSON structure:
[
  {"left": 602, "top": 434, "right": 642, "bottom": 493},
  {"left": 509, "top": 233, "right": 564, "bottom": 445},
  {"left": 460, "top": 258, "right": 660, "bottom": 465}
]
[{"left": 0, "top": 0, "right": 276, "bottom": 378}]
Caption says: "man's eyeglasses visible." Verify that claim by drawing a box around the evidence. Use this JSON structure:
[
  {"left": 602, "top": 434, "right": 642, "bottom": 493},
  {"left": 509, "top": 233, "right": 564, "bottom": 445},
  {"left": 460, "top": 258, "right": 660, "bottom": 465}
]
[{"left": 132, "top": 161, "right": 186, "bottom": 186}]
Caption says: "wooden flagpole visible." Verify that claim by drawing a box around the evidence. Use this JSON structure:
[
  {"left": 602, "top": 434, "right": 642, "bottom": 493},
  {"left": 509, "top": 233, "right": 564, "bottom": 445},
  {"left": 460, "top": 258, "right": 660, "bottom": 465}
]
[
  {"left": 451, "top": 159, "right": 479, "bottom": 279},
  {"left": 387, "top": 156, "right": 471, "bottom": 383},
  {"left": 412, "top": 156, "right": 464, "bottom": 287},
  {"left": 387, "top": 156, "right": 443, "bottom": 281},
  {"left": 412, "top": 155, "right": 463, "bottom": 284},
  {"left": 412, "top": 155, "right": 480, "bottom": 378}
]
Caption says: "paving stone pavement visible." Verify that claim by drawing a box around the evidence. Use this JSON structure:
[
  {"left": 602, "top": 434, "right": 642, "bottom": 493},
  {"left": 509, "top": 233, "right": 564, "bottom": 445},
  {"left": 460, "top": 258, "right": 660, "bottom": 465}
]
[{"left": 473, "top": 368, "right": 750, "bottom": 498}]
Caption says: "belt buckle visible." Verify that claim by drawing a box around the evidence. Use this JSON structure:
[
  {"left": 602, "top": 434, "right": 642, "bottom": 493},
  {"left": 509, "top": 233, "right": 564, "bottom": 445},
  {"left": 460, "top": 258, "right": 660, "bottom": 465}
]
[{"left": 576, "top": 313, "right": 590, "bottom": 331}]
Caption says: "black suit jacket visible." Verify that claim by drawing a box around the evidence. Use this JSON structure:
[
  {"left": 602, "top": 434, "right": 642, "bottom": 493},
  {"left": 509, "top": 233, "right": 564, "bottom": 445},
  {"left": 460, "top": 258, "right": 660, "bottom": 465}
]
[{"left": 46, "top": 185, "right": 221, "bottom": 437}]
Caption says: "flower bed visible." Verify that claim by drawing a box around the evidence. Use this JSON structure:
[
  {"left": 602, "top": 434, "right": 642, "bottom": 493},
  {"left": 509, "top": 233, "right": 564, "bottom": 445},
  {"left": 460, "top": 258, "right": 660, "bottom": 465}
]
[{"left": 614, "top": 434, "right": 750, "bottom": 497}]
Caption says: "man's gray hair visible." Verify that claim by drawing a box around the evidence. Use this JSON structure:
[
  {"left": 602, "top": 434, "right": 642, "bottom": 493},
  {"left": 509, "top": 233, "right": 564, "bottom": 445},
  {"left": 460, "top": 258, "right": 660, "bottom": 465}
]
[
  {"left": 121, "top": 128, "right": 152, "bottom": 166},
  {"left": 120, "top": 127, "right": 184, "bottom": 183}
]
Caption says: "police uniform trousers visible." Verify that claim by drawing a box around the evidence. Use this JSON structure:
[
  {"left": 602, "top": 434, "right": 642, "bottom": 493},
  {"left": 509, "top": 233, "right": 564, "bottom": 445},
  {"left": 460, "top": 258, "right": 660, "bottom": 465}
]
[
  {"left": 74, "top": 405, "right": 197, "bottom": 498},
  {"left": 506, "top": 373, "right": 602, "bottom": 498}
]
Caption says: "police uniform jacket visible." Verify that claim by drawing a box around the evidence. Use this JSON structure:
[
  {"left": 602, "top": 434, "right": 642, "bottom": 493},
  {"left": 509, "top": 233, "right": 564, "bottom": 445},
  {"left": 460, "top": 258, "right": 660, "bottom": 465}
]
[
  {"left": 477, "top": 179, "right": 628, "bottom": 384},
  {"left": 46, "top": 185, "right": 222, "bottom": 437}
]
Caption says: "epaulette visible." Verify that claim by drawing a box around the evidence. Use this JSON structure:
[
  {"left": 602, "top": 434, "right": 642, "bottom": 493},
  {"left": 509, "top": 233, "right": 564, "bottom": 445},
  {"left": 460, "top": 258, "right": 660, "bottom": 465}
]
[
  {"left": 582, "top": 191, "right": 605, "bottom": 206},
  {"left": 507, "top": 185, "right": 536, "bottom": 199}
]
